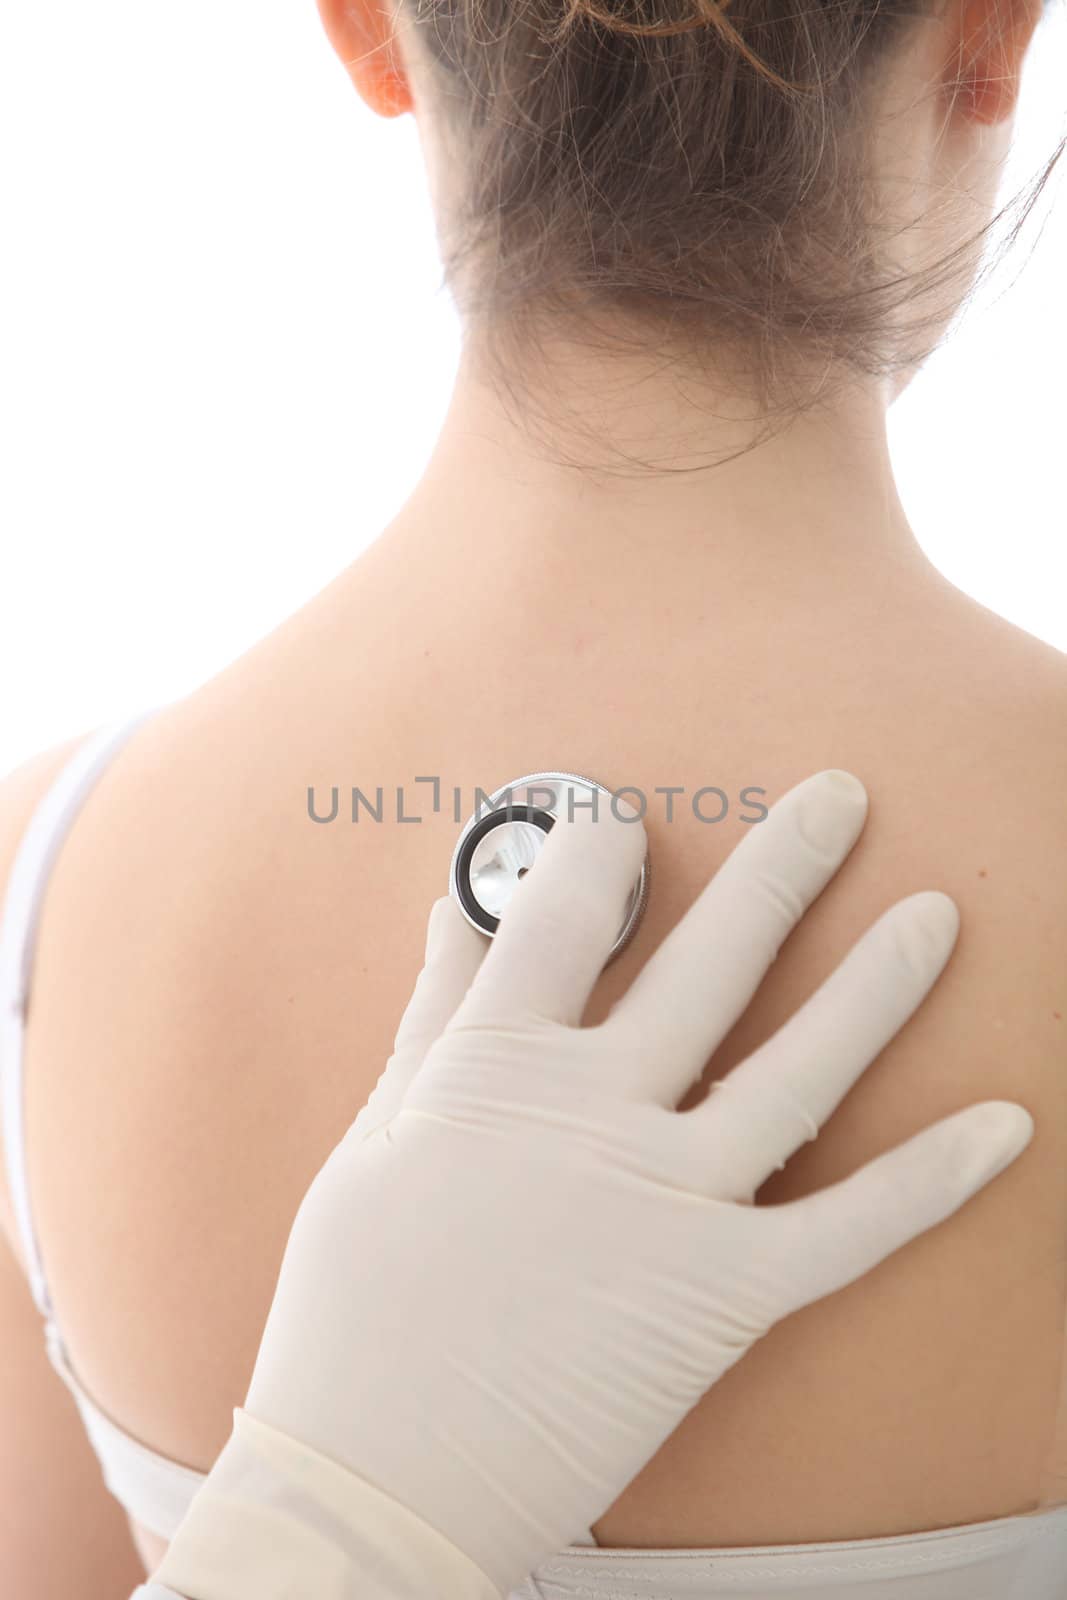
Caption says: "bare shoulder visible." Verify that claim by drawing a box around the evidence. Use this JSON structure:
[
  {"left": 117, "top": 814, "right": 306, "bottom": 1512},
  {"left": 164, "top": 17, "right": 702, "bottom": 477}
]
[
  {"left": 7, "top": 675, "right": 441, "bottom": 1472},
  {"left": 946, "top": 600, "right": 1067, "bottom": 893},
  {"left": 939, "top": 583, "right": 1067, "bottom": 740},
  {"left": 884, "top": 583, "right": 1067, "bottom": 885}
]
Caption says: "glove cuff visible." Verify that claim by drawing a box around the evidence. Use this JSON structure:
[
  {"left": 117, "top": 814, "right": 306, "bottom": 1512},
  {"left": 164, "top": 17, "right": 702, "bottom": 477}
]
[{"left": 152, "top": 1408, "right": 502, "bottom": 1600}]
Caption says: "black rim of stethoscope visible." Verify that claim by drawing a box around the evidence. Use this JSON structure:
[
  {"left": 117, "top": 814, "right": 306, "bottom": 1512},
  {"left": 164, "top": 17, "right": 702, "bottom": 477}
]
[{"left": 451, "top": 803, "right": 557, "bottom": 935}]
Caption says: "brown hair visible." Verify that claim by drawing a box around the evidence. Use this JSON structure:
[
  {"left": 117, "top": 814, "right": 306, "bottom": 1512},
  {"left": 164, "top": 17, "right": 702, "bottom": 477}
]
[{"left": 399, "top": 0, "right": 1063, "bottom": 468}]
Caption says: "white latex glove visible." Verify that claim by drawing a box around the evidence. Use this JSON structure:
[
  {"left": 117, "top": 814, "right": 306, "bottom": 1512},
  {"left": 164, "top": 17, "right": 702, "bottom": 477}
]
[{"left": 152, "top": 769, "right": 1033, "bottom": 1600}]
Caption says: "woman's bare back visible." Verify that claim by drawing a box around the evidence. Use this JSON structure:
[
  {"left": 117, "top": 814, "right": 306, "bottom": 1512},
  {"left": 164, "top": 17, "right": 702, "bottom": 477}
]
[{"left": 2, "top": 508, "right": 1066, "bottom": 1570}]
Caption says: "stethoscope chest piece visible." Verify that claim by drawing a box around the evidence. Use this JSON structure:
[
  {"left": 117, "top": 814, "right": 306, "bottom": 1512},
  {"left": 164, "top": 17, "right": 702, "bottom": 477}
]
[{"left": 449, "top": 771, "right": 648, "bottom": 964}]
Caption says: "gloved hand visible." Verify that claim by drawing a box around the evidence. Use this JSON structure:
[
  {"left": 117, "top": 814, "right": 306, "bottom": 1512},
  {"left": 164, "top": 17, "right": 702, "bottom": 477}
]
[{"left": 152, "top": 769, "right": 1033, "bottom": 1600}]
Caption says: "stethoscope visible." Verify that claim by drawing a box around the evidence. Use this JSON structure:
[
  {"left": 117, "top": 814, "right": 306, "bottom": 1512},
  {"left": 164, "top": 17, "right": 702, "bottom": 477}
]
[{"left": 449, "top": 771, "right": 649, "bottom": 965}]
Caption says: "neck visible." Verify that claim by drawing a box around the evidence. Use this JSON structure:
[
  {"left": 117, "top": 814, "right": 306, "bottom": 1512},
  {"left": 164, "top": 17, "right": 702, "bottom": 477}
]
[{"left": 379, "top": 336, "right": 941, "bottom": 619}]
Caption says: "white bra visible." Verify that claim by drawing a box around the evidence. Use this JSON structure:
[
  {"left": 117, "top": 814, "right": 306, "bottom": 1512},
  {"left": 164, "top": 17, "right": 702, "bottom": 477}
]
[{"left": 1, "top": 711, "right": 1065, "bottom": 1597}]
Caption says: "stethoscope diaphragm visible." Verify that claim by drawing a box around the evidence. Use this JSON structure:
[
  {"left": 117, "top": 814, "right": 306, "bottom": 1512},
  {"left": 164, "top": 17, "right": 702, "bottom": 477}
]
[{"left": 449, "top": 771, "right": 649, "bottom": 964}]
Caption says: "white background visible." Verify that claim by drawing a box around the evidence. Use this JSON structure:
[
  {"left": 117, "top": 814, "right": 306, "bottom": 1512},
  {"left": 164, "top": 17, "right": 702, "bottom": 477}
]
[{"left": 1, "top": 2, "right": 1064, "bottom": 778}]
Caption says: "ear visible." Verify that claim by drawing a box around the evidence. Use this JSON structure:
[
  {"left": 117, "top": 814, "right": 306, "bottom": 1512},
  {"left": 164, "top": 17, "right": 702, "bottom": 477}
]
[
  {"left": 315, "top": 0, "right": 415, "bottom": 119},
  {"left": 951, "top": 0, "right": 1045, "bottom": 124}
]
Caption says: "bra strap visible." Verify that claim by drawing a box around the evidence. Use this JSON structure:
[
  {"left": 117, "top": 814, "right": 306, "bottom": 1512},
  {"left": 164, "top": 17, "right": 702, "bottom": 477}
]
[{"left": 0, "top": 708, "right": 158, "bottom": 1316}]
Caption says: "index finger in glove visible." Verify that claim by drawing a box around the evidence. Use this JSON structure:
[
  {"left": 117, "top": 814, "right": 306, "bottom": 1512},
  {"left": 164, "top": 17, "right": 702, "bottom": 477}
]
[{"left": 451, "top": 788, "right": 648, "bottom": 1028}]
